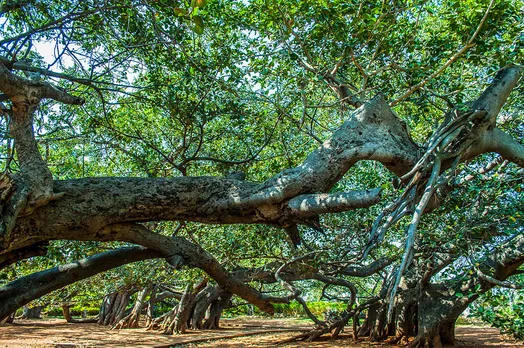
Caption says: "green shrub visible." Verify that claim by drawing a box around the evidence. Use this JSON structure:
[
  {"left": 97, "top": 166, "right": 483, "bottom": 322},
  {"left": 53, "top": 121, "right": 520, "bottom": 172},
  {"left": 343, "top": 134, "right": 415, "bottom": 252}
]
[
  {"left": 224, "top": 301, "right": 346, "bottom": 318},
  {"left": 471, "top": 292, "right": 524, "bottom": 339},
  {"left": 44, "top": 305, "right": 99, "bottom": 318}
]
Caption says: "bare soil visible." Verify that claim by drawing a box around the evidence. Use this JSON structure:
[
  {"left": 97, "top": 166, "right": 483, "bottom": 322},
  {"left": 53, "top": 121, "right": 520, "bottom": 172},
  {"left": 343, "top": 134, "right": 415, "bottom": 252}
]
[{"left": 0, "top": 317, "right": 521, "bottom": 347}]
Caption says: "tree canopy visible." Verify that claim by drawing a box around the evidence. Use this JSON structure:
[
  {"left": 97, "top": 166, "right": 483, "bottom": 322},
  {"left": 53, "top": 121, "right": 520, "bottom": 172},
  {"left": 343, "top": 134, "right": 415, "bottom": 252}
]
[{"left": 0, "top": 0, "right": 523, "bottom": 346}]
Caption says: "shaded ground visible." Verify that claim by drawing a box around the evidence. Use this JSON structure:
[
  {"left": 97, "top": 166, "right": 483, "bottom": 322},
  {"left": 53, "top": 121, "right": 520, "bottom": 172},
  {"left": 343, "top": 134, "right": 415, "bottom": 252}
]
[{"left": 0, "top": 318, "right": 521, "bottom": 347}]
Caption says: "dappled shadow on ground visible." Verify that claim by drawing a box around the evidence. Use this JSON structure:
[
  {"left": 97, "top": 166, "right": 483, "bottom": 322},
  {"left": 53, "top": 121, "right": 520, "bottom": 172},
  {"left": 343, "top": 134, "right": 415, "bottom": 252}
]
[
  {"left": 454, "top": 326, "right": 522, "bottom": 347},
  {"left": 0, "top": 318, "right": 521, "bottom": 347}
]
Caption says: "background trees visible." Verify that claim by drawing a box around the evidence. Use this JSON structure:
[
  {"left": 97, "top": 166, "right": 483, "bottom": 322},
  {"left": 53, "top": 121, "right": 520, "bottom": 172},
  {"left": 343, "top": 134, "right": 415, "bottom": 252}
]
[{"left": 0, "top": 0, "right": 523, "bottom": 346}]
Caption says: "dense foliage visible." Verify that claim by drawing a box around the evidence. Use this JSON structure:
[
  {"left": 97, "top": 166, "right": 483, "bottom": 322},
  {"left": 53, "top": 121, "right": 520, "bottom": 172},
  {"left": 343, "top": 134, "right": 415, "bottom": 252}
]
[
  {"left": 0, "top": 0, "right": 523, "bottom": 344},
  {"left": 473, "top": 289, "right": 524, "bottom": 339}
]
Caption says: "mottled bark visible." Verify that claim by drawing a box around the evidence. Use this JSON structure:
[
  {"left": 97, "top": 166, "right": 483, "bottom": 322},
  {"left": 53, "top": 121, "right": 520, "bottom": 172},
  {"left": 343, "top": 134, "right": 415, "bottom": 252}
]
[
  {"left": 190, "top": 285, "right": 223, "bottom": 329},
  {"left": 163, "top": 281, "right": 207, "bottom": 335},
  {"left": 99, "top": 289, "right": 135, "bottom": 327},
  {"left": 202, "top": 291, "right": 232, "bottom": 329},
  {"left": 112, "top": 285, "right": 152, "bottom": 329},
  {"left": 21, "top": 305, "right": 42, "bottom": 319}
]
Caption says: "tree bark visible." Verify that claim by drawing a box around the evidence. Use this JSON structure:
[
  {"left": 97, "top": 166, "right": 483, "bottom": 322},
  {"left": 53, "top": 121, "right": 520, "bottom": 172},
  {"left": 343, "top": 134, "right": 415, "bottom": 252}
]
[
  {"left": 0, "top": 246, "right": 159, "bottom": 322},
  {"left": 21, "top": 305, "right": 43, "bottom": 319},
  {"left": 190, "top": 285, "right": 223, "bottom": 330},
  {"left": 202, "top": 291, "right": 232, "bottom": 330},
  {"left": 99, "top": 288, "right": 135, "bottom": 327},
  {"left": 112, "top": 285, "right": 152, "bottom": 329},
  {"left": 163, "top": 283, "right": 194, "bottom": 335}
]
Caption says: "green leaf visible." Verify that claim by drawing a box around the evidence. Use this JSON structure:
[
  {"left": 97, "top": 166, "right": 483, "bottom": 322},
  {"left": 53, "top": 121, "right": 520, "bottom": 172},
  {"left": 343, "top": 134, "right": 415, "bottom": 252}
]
[
  {"left": 192, "top": 15, "right": 204, "bottom": 34},
  {"left": 195, "top": 0, "right": 207, "bottom": 9}
]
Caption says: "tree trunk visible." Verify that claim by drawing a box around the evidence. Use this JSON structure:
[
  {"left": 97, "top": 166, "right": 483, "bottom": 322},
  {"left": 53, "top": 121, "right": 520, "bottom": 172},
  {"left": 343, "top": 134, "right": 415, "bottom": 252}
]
[
  {"left": 98, "top": 288, "right": 136, "bottom": 327},
  {"left": 160, "top": 280, "right": 208, "bottom": 335},
  {"left": 0, "top": 312, "right": 15, "bottom": 325},
  {"left": 202, "top": 291, "right": 232, "bottom": 330},
  {"left": 112, "top": 285, "right": 152, "bottom": 329},
  {"left": 393, "top": 301, "right": 417, "bottom": 344},
  {"left": 164, "top": 283, "right": 194, "bottom": 334},
  {"left": 411, "top": 288, "right": 462, "bottom": 348},
  {"left": 358, "top": 301, "right": 390, "bottom": 340},
  {"left": 145, "top": 284, "right": 159, "bottom": 328},
  {"left": 190, "top": 285, "right": 223, "bottom": 329},
  {"left": 21, "top": 305, "right": 42, "bottom": 319}
]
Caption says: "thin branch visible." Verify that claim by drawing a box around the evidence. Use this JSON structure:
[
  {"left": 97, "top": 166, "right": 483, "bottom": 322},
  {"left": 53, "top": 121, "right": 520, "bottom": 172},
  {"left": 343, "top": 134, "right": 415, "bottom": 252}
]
[{"left": 391, "top": 0, "right": 495, "bottom": 106}]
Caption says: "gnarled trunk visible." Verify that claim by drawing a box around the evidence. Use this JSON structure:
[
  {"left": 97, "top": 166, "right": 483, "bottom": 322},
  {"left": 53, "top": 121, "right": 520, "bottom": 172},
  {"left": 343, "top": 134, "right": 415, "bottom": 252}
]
[
  {"left": 21, "top": 305, "right": 43, "bottom": 319},
  {"left": 98, "top": 288, "right": 136, "bottom": 327},
  {"left": 155, "top": 281, "right": 232, "bottom": 334},
  {"left": 409, "top": 285, "right": 465, "bottom": 348},
  {"left": 112, "top": 285, "right": 152, "bottom": 329},
  {"left": 202, "top": 291, "right": 232, "bottom": 330}
]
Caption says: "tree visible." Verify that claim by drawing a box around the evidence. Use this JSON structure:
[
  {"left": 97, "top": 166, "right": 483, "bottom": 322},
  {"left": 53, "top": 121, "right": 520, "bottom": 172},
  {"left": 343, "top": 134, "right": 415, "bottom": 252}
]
[{"left": 0, "top": 0, "right": 523, "bottom": 346}]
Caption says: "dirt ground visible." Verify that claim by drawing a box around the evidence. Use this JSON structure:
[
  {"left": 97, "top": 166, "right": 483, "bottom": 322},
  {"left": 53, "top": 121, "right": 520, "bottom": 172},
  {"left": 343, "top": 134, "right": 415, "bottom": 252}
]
[{"left": 0, "top": 317, "right": 522, "bottom": 348}]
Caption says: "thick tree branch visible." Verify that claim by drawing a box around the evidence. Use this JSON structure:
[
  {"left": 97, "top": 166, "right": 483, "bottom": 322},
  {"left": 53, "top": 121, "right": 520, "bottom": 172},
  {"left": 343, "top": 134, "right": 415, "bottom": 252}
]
[
  {"left": 92, "top": 223, "right": 277, "bottom": 314},
  {"left": 0, "top": 62, "right": 85, "bottom": 105},
  {"left": 242, "top": 95, "right": 420, "bottom": 208},
  {"left": 0, "top": 242, "right": 47, "bottom": 270},
  {"left": 0, "top": 246, "right": 160, "bottom": 321},
  {"left": 472, "top": 64, "right": 522, "bottom": 125},
  {"left": 287, "top": 188, "right": 382, "bottom": 215},
  {"left": 483, "top": 128, "right": 524, "bottom": 167},
  {"left": 3, "top": 95, "right": 420, "bottom": 252}
]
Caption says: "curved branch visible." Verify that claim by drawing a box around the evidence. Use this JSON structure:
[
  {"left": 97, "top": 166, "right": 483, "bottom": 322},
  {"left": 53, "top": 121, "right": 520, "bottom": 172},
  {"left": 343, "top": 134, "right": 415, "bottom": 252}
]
[
  {"left": 483, "top": 128, "right": 524, "bottom": 168},
  {"left": 341, "top": 256, "right": 397, "bottom": 277},
  {"left": 94, "top": 223, "right": 277, "bottom": 314},
  {"left": 476, "top": 268, "right": 524, "bottom": 290},
  {"left": 0, "top": 242, "right": 48, "bottom": 270},
  {"left": 0, "top": 246, "right": 160, "bottom": 321}
]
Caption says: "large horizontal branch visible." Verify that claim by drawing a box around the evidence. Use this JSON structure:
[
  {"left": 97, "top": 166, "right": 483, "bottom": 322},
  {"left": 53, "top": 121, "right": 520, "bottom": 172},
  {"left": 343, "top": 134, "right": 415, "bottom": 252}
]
[
  {"left": 287, "top": 188, "right": 382, "bottom": 215},
  {"left": 0, "top": 62, "right": 84, "bottom": 105},
  {"left": 241, "top": 94, "right": 421, "bottom": 207},
  {"left": 2, "top": 67, "right": 521, "bottom": 264},
  {"left": 0, "top": 246, "right": 160, "bottom": 321}
]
